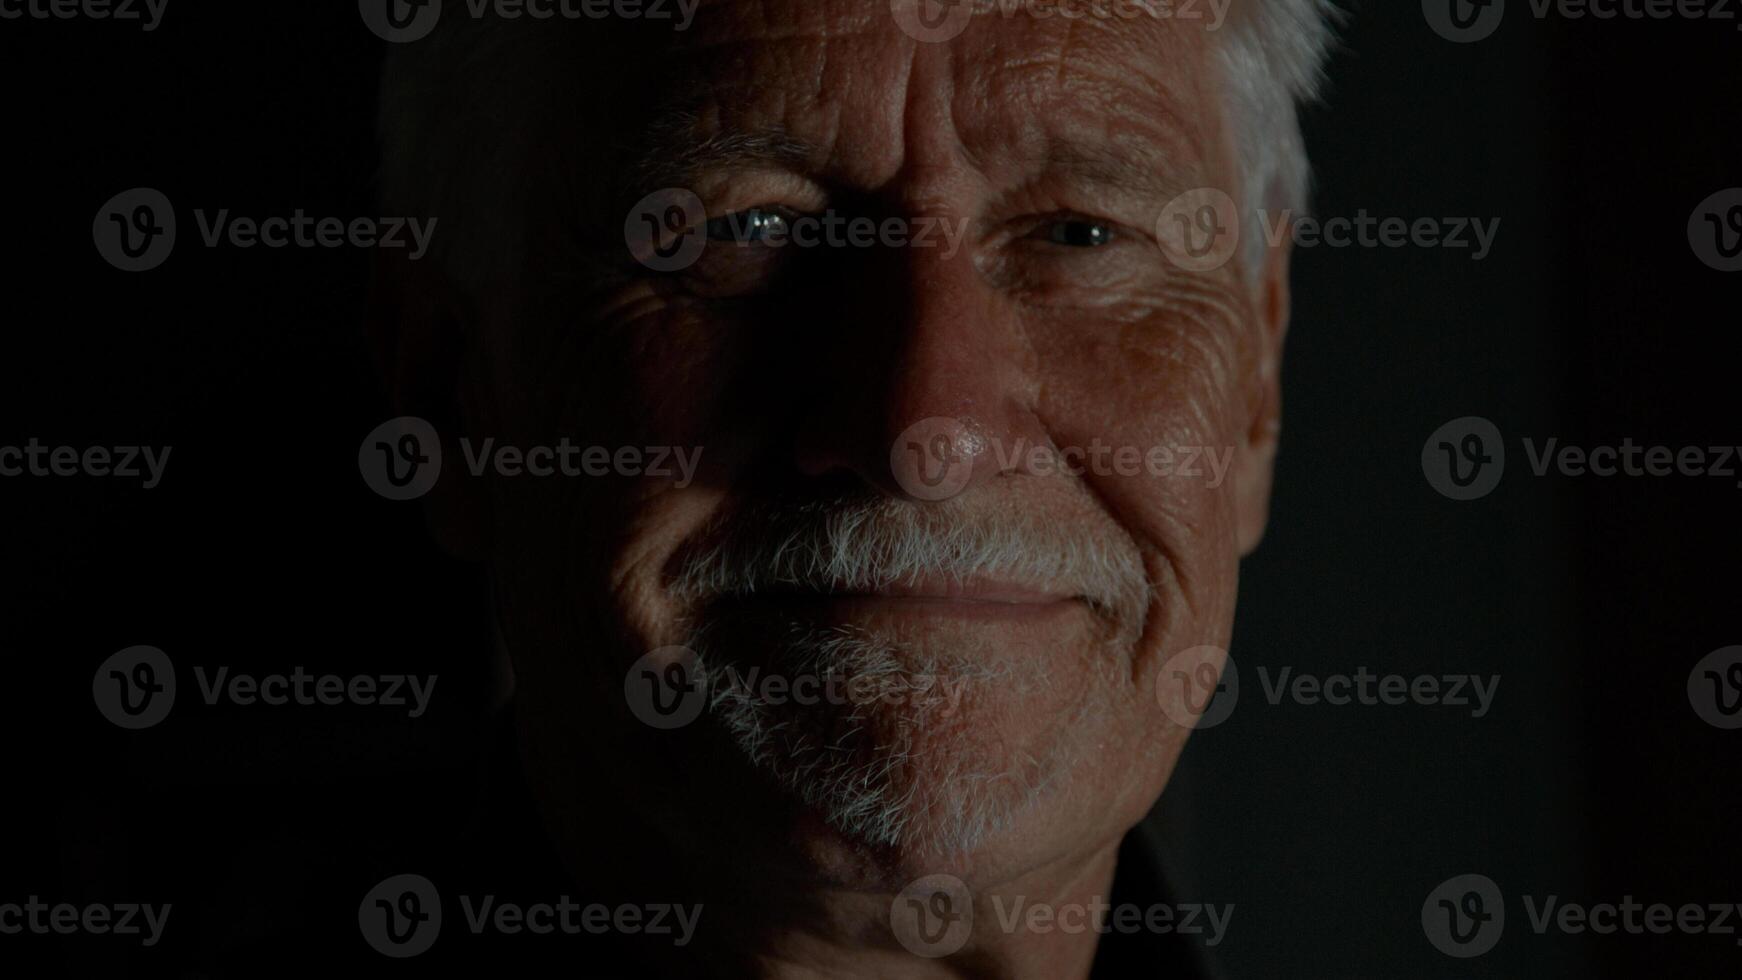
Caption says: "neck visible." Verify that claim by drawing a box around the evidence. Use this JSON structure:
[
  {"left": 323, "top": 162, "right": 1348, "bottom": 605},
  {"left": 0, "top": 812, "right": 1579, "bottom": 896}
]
[{"left": 755, "top": 839, "right": 1124, "bottom": 980}]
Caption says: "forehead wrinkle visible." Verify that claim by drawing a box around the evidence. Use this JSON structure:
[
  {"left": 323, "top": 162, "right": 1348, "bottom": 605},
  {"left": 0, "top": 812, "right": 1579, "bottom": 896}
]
[
  {"left": 646, "top": 24, "right": 913, "bottom": 191},
  {"left": 670, "top": 23, "right": 896, "bottom": 60},
  {"left": 950, "top": 74, "right": 1202, "bottom": 207}
]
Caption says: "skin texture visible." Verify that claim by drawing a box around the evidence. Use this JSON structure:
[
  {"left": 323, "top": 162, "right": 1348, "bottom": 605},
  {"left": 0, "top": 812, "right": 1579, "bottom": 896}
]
[{"left": 373, "top": 1, "right": 1292, "bottom": 975}]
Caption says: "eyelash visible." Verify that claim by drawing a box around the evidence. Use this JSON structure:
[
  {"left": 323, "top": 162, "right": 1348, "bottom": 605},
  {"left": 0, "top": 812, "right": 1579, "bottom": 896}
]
[
  {"left": 1028, "top": 216, "right": 1117, "bottom": 248},
  {"left": 699, "top": 207, "right": 1122, "bottom": 249},
  {"left": 705, "top": 206, "right": 800, "bottom": 244}
]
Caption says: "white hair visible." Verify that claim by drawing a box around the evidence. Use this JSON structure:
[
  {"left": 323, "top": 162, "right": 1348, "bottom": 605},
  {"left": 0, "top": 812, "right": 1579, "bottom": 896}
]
[
  {"left": 1217, "top": 0, "right": 1342, "bottom": 274},
  {"left": 377, "top": 1, "right": 1338, "bottom": 290}
]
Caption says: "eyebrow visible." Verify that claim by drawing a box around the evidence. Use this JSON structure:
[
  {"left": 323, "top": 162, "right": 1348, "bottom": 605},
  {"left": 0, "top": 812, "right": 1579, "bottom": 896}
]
[
  {"left": 627, "top": 115, "right": 1187, "bottom": 206},
  {"left": 1021, "top": 137, "right": 1187, "bottom": 204},
  {"left": 631, "top": 115, "right": 817, "bottom": 190}
]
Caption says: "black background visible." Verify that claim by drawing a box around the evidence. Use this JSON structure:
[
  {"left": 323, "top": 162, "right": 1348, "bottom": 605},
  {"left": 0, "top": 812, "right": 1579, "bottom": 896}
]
[{"left": 4, "top": 0, "right": 1739, "bottom": 976}]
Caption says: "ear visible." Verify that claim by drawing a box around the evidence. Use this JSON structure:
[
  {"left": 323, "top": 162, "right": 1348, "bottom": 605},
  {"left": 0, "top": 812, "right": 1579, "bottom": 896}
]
[
  {"left": 366, "top": 248, "right": 492, "bottom": 561},
  {"left": 1232, "top": 232, "right": 1291, "bottom": 556}
]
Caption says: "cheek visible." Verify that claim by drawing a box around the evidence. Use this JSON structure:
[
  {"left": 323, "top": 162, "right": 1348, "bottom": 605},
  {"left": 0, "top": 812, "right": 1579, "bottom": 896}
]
[
  {"left": 1028, "top": 307, "right": 1249, "bottom": 638},
  {"left": 516, "top": 295, "right": 781, "bottom": 643}
]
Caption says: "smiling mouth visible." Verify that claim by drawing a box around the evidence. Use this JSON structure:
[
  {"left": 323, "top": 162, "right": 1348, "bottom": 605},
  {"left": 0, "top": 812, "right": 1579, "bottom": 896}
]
[{"left": 722, "top": 577, "right": 1089, "bottom": 622}]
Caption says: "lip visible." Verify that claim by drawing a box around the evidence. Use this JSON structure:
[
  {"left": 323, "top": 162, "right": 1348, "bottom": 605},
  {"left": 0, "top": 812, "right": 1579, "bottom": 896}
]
[{"left": 727, "top": 578, "right": 1086, "bottom": 622}]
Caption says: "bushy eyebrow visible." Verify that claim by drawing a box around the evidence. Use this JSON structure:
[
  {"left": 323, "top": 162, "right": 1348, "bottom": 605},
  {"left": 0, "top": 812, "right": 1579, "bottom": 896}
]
[{"left": 632, "top": 115, "right": 817, "bottom": 190}]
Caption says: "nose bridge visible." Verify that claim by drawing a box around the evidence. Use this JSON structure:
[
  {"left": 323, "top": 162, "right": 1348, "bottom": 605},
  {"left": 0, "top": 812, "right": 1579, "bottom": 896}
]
[{"left": 792, "top": 233, "right": 1051, "bottom": 501}]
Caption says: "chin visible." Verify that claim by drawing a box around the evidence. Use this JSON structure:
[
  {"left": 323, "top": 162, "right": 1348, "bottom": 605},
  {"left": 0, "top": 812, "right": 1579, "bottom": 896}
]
[{"left": 686, "top": 605, "right": 1144, "bottom": 888}]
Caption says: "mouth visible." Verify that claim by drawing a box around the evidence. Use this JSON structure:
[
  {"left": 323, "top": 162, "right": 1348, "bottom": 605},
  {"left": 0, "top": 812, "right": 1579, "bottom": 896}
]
[{"left": 720, "top": 577, "right": 1089, "bottom": 622}]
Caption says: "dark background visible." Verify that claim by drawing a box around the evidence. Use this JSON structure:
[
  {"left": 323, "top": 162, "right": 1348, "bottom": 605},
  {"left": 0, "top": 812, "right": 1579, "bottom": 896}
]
[{"left": 4, "top": 0, "right": 1739, "bottom": 976}]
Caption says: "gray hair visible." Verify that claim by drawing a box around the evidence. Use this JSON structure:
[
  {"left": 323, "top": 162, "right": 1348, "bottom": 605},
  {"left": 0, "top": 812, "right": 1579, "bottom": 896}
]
[
  {"left": 377, "top": 0, "right": 1339, "bottom": 292},
  {"left": 1217, "top": 0, "right": 1341, "bottom": 273}
]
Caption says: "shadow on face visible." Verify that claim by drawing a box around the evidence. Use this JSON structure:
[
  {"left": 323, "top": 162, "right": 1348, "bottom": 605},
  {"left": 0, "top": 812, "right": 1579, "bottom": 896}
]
[{"left": 373, "top": 0, "right": 1288, "bottom": 910}]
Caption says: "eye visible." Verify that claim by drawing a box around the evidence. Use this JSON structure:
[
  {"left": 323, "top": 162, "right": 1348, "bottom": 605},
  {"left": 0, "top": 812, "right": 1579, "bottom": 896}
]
[
  {"left": 706, "top": 207, "right": 795, "bottom": 244},
  {"left": 1034, "top": 218, "right": 1116, "bottom": 248}
]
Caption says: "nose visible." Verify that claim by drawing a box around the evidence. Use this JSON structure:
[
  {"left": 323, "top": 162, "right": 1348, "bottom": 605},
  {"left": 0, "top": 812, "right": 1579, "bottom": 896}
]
[{"left": 791, "top": 227, "right": 1052, "bottom": 502}]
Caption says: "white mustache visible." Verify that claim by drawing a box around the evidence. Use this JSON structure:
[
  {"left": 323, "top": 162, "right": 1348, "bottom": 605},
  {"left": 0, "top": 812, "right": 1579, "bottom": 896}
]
[{"left": 668, "top": 494, "right": 1152, "bottom": 625}]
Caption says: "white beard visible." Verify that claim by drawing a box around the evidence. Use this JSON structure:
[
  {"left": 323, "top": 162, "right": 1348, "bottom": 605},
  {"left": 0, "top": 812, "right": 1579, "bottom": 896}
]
[
  {"left": 671, "top": 491, "right": 1149, "bottom": 858},
  {"left": 687, "top": 619, "right": 1123, "bottom": 858}
]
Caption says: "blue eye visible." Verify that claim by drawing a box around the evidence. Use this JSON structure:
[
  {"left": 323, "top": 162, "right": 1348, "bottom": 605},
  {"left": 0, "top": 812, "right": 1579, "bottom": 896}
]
[
  {"left": 707, "top": 208, "right": 793, "bottom": 243},
  {"left": 1041, "top": 220, "right": 1115, "bottom": 247}
]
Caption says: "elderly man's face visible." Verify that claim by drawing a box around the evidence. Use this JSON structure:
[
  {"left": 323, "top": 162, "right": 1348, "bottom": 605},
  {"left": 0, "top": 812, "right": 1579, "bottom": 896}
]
[{"left": 434, "top": 0, "right": 1285, "bottom": 892}]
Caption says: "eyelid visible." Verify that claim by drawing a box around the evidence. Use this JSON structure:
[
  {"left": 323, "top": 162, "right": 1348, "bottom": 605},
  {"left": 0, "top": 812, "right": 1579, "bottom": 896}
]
[
  {"left": 691, "top": 170, "right": 828, "bottom": 221},
  {"left": 1007, "top": 211, "right": 1146, "bottom": 249}
]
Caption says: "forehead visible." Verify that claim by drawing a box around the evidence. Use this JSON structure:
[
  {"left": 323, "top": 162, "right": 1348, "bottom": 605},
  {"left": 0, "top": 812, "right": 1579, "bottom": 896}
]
[{"left": 644, "top": 0, "right": 1227, "bottom": 188}]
